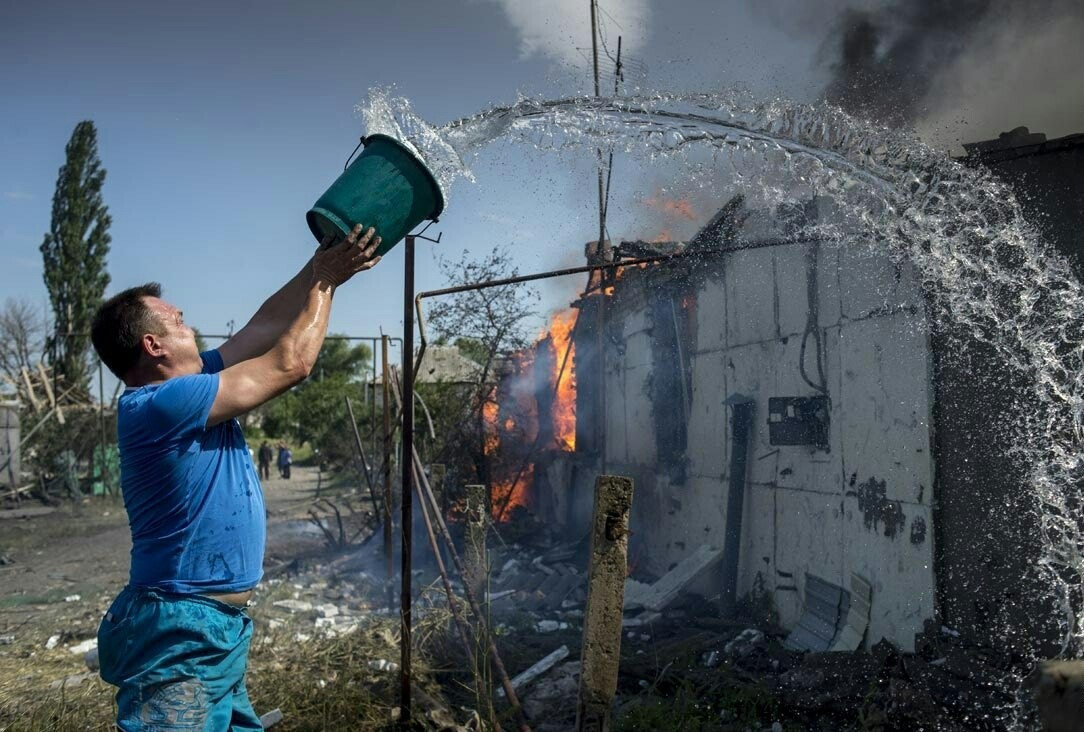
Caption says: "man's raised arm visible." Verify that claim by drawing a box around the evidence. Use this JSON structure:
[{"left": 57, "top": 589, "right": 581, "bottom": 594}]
[
  {"left": 208, "top": 226, "right": 381, "bottom": 426},
  {"left": 217, "top": 234, "right": 343, "bottom": 368}
]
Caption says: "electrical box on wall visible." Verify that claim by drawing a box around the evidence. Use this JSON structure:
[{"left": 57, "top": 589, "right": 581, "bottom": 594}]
[{"left": 768, "top": 396, "right": 830, "bottom": 448}]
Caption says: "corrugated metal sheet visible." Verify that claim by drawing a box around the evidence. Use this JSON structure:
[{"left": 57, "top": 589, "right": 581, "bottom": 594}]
[{"left": 784, "top": 573, "right": 851, "bottom": 652}]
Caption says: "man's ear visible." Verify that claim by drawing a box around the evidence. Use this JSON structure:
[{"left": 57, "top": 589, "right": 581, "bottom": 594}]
[{"left": 142, "top": 332, "right": 165, "bottom": 359}]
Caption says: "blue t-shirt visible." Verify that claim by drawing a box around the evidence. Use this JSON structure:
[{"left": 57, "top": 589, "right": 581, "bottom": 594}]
[{"left": 117, "top": 350, "right": 265, "bottom": 593}]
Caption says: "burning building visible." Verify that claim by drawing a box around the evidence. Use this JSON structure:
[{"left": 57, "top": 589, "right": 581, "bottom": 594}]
[{"left": 486, "top": 130, "right": 1083, "bottom": 656}]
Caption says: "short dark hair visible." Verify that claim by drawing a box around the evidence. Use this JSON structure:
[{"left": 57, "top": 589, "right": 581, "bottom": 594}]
[{"left": 91, "top": 283, "right": 164, "bottom": 379}]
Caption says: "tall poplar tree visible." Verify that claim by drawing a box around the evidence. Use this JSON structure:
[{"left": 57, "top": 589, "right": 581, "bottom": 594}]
[{"left": 40, "top": 121, "right": 112, "bottom": 396}]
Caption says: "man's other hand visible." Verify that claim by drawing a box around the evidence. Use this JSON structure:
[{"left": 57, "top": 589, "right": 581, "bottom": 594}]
[{"left": 313, "top": 224, "right": 382, "bottom": 287}]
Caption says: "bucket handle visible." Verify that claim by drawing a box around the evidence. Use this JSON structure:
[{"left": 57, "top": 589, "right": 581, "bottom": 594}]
[{"left": 343, "top": 136, "right": 367, "bottom": 172}]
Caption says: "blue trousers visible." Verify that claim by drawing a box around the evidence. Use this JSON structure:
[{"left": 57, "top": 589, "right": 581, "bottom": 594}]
[{"left": 97, "top": 587, "right": 262, "bottom": 731}]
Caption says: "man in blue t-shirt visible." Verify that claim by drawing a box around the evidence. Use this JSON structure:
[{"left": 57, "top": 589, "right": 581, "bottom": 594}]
[{"left": 90, "top": 224, "right": 381, "bottom": 730}]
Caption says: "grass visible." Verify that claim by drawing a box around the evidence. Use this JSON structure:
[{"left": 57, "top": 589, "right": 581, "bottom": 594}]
[
  {"left": 0, "top": 580, "right": 465, "bottom": 732},
  {"left": 615, "top": 676, "right": 784, "bottom": 732}
]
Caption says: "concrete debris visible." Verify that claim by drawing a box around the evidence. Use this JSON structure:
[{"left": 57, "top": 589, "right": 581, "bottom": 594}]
[
  {"left": 49, "top": 672, "right": 96, "bottom": 690},
  {"left": 498, "top": 645, "right": 571, "bottom": 698},
  {"left": 367, "top": 658, "right": 399, "bottom": 673},
  {"left": 621, "top": 611, "right": 661, "bottom": 628},
  {"left": 315, "top": 603, "right": 339, "bottom": 618},
  {"left": 724, "top": 628, "right": 766, "bottom": 658},
  {"left": 535, "top": 620, "right": 569, "bottom": 633},
  {"left": 623, "top": 545, "right": 724, "bottom": 612},
  {"left": 68, "top": 638, "right": 97, "bottom": 655},
  {"left": 272, "top": 599, "right": 313, "bottom": 613},
  {"left": 258, "top": 708, "right": 284, "bottom": 729},
  {"left": 522, "top": 661, "right": 580, "bottom": 723}
]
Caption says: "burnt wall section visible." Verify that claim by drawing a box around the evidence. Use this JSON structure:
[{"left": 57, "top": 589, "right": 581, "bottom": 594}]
[
  {"left": 597, "top": 224, "right": 939, "bottom": 650},
  {"left": 574, "top": 296, "right": 602, "bottom": 457},
  {"left": 648, "top": 289, "right": 695, "bottom": 484}
]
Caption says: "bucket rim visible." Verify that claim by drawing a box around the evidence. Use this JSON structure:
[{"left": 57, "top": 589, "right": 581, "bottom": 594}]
[{"left": 363, "top": 133, "right": 446, "bottom": 219}]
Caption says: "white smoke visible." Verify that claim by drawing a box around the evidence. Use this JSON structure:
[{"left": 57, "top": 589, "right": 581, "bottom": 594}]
[{"left": 484, "top": 0, "right": 650, "bottom": 69}]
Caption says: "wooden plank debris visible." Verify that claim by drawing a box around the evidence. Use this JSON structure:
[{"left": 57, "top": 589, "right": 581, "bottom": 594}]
[
  {"left": 623, "top": 545, "right": 724, "bottom": 612},
  {"left": 497, "top": 645, "right": 570, "bottom": 698}
]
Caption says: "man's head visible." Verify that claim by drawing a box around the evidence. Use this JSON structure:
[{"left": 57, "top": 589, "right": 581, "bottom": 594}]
[{"left": 91, "top": 283, "right": 203, "bottom": 384}]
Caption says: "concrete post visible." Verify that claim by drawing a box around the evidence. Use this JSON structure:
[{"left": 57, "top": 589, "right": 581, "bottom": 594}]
[
  {"left": 576, "top": 475, "right": 634, "bottom": 732},
  {"left": 464, "top": 484, "right": 488, "bottom": 610}
]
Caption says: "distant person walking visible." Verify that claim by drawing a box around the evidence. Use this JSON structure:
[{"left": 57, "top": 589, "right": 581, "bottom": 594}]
[
  {"left": 257, "top": 441, "right": 273, "bottom": 481},
  {"left": 277, "top": 442, "right": 292, "bottom": 480}
]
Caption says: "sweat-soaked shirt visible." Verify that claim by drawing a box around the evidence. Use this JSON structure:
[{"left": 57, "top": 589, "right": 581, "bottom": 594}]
[{"left": 117, "top": 350, "right": 265, "bottom": 593}]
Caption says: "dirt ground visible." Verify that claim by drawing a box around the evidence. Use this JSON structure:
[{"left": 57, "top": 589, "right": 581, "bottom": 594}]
[{"left": 0, "top": 466, "right": 351, "bottom": 728}]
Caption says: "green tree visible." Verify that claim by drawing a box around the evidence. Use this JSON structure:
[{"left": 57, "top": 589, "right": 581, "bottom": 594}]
[
  {"left": 40, "top": 121, "right": 112, "bottom": 397},
  {"left": 257, "top": 336, "right": 373, "bottom": 467},
  {"left": 426, "top": 246, "right": 539, "bottom": 487}
]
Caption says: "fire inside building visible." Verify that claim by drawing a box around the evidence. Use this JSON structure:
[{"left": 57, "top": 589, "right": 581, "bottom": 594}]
[{"left": 483, "top": 128, "right": 1084, "bottom": 658}]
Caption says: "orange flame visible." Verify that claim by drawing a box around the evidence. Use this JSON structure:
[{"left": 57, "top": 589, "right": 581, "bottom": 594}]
[
  {"left": 541, "top": 310, "right": 577, "bottom": 451},
  {"left": 643, "top": 194, "right": 697, "bottom": 220},
  {"left": 491, "top": 464, "right": 534, "bottom": 521},
  {"left": 482, "top": 397, "right": 499, "bottom": 455}
]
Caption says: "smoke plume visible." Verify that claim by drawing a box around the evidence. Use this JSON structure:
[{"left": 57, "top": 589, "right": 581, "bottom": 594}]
[
  {"left": 753, "top": 0, "right": 1084, "bottom": 145},
  {"left": 484, "top": 0, "right": 649, "bottom": 70}
]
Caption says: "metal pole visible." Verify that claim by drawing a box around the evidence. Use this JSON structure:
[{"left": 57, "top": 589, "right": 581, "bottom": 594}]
[
  {"left": 399, "top": 235, "right": 416, "bottom": 728},
  {"left": 382, "top": 335, "right": 394, "bottom": 587},
  {"left": 589, "top": 0, "right": 610, "bottom": 478},
  {"left": 345, "top": 396, "right": 379, "bottom": 510},
  {"left": 371, "top": 337, "right": 379, "bottom": 468}
]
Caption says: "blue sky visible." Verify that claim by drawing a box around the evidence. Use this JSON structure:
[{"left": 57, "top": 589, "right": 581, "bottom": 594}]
[{"left": 1, "top": 0, "right": 833, "bottom": 357}]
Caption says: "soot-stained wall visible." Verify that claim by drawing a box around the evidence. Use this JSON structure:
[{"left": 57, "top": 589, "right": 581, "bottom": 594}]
[{"left": 598, "top": 234, "right": 938, "bottom": 651}]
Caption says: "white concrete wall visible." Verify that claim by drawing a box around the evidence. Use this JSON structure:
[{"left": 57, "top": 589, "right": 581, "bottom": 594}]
[{"left": 606, "top": 239, "right": 937, "bottom": 651}]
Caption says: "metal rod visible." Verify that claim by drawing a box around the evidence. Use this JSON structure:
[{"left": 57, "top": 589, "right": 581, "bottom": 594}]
[
  {"left": 387, "top": 365, "right": 529, "bottom": 730},
  {"left": 415, "top": 239, "right": 797, "bottom": 303},
  {"left": 411, "top": 446, "right": 532, "bottom": 732},
  {"left": 408, "top": 459, "right": 482, "bottom": 701},
  {"left": 344, "top": 396, "right": 380, "bottom": 514},
  {"left": 382, "top": 335, "right": 394, "bottom": 589},
  {"left": 371, "top": 337, "right": 379, "bottom": 474},
  {"left": 399, "top": 235, "right": 415, "bottom": 728},
  {"left": 412, "top": 239, "right": 805, "bottom": 383}
]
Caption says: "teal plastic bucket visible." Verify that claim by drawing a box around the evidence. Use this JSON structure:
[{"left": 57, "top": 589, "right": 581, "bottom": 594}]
[{"left": 307, "top": 134, "right": 445, "bottom": 256}]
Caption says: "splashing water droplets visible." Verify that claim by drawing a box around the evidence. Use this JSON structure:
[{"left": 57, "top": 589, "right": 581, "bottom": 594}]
[{"left": 361, "top": 89, "right": 1084, "bottom": 723}]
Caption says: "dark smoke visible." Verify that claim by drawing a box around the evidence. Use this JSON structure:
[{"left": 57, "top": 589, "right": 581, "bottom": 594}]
[
  {"left": 823, "top": 0, "right": 994, "bottom": 126},
  {"left": 752, "top": 0, "right": 1084, "bottom": 138}
]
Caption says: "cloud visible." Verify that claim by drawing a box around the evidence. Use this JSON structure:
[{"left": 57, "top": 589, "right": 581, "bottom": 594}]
[
  {"left": 5, "top": 191, "right": 34, "bottom": 201},
  {"left": 485, "top": 0, "right": 650, "bottom": 68}
]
